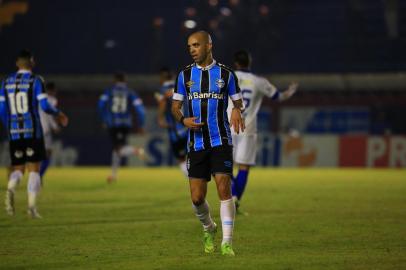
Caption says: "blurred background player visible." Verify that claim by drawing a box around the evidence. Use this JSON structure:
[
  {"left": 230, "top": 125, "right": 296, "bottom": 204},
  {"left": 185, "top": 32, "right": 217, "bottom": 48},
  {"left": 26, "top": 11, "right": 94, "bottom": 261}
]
[
  {"left": 155, "top": 67, "right": 188, "bottom": 177},
  {"left": 98, "top": 72, "right": 146, "bottom": 183},
  {"left": 227, "top": 50, "right": 298, "bottom": 213},
  {"left": 0, "top": 49, "right": 68, "bottom": 218},
  {"left": 39, "top": 82, "right": 60, "bottom": 181}
]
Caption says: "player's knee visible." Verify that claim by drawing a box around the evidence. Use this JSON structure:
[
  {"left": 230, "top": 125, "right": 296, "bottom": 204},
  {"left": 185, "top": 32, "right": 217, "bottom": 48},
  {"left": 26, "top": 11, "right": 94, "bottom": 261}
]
[{"left": 191, "top": 194, "right": 205, "bottom": 206}]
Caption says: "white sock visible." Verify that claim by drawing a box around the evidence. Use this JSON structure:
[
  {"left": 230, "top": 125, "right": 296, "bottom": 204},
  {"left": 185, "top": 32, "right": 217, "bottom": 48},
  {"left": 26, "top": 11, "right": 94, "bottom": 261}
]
[
  {"left": 119, "top": 145, "right": 135, "bottom": 157},
  {"left": 111, "top": 151, "right": 120, "bottom": 178},
  {"left": 220, "top": 198, "right": 235, "bottom": 245},
  {"left": 27, "top": 172, "right": 41, "bottom": 209},
  {"left": 179, "top": 161, "right": 188, "bottom": 178},
  {"left": 192, "top": 200, "right": 215, "bottom": 232},
  {"left": 8, "top": 170, "right": 23, "bottom": 193}
]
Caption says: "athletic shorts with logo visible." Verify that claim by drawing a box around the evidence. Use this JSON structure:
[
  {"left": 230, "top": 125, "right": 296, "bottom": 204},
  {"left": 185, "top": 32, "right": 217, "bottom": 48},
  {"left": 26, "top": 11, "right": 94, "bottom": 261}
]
[
  {"left": 187, "top": 145, "right": 233, "bottom": 181},
  {"left": 9, "top": 138, "right": 46, "bottom": 166}
]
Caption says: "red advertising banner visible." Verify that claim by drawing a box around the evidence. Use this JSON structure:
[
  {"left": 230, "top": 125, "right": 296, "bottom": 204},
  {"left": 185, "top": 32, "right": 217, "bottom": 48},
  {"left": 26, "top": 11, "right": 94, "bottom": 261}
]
[{"left": 339, "top": 136, "right": 406, "bottom": 167}]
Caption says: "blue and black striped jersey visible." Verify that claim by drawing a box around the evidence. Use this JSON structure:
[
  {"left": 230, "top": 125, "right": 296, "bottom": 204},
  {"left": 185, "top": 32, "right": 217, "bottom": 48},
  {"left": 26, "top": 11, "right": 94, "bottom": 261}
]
[
  {"left": 0, "top": 70, "right": 60, "bottom": 141},
  {"left": 160, "top": 80, "right": 188, "bottom": 143},
  {"left": 98, "top": 83, "right": 145, "bottom": 129},
  {"left": 173, "top": 60, "right": 242, "bottom": 152}
]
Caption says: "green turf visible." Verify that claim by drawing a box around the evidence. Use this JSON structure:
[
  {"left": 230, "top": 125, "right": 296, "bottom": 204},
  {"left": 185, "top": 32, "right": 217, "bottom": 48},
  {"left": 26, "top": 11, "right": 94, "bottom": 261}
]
[{"left": 1, "top": 168, "right": 405, "bottom": 270}]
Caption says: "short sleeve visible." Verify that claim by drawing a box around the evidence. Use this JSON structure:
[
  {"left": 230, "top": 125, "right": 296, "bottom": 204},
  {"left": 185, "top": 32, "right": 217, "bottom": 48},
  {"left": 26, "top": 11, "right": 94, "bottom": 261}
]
[
  {"left": 34, "top": 77, "right": 47, "bottom": 101},
  {"left": 173, "top": 71, "right": 186, "bottom": 101},
  {"left": 228, "top": 71, "right": 242, "bottom": 101},
  {"left": 258, "top": 77, "right": 278, "bottom": 99}
]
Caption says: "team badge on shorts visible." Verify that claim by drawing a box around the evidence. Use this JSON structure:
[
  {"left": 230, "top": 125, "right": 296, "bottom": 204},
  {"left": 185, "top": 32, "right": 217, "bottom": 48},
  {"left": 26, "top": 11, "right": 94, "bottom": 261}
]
[
  {"left": 26, "top": 148, "right": 34, "bottom": 157},
  {"left": 14, "top": 151, "right": 23, "bottom": 158},
  {"left": 215, "top": 79, "right": 225, "bottom": 88},
  {"left": 224, "top": 160, "right": 232, "bottom": 168}
]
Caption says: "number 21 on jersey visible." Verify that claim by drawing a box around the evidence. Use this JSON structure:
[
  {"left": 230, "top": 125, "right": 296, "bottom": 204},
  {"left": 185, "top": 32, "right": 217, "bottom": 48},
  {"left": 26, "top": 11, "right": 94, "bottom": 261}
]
[{"left": 111, "top": 95, "right": 127, "bottom": 113}]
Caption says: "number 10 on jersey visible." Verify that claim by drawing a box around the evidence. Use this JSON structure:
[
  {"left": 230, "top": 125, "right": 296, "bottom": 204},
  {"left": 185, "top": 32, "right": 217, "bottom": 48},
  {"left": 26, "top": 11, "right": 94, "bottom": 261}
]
[{"left": 8, "top": 92, "right": 29, "bottom": 114}]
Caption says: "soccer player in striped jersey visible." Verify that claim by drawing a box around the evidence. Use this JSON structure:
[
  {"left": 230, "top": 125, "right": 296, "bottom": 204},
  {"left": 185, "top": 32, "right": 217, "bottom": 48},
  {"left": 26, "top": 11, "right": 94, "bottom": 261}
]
[
  {"left": 0, "top": 50, "right": 69, "bottom": 218},
  {"left": 227, "top": 50, "right": 298, "bottom": 213},
  {"left": 155, "top": 67, "right": 188, "bottom": 177},
  {"left": 172, "top": 31, "right": 245, "bottom": 256},
  {"left": 98, "top": 72, "right": 146, "bottom": 183}
]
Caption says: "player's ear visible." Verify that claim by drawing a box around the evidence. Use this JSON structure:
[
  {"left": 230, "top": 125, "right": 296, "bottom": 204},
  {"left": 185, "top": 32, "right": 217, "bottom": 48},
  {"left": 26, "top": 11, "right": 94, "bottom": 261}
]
[{"left": 207, "top": 42, "right": 212, "bottom": 52}]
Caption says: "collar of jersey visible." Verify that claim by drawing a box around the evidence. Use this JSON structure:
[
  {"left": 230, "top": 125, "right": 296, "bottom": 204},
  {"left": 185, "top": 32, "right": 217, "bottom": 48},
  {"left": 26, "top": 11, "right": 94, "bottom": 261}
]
[
  {"left": 17, "top": 69, "right": 32, "bottom": 74},
  {"left": 196, "top": 60, "right": 216, "bottom": 70}
]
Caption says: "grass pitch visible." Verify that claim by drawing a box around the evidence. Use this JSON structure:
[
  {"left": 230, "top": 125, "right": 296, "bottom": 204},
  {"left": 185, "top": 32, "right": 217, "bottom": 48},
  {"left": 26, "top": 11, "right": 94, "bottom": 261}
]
[{"left": 0, "top": 168, "right": 405, "bottom": 270}]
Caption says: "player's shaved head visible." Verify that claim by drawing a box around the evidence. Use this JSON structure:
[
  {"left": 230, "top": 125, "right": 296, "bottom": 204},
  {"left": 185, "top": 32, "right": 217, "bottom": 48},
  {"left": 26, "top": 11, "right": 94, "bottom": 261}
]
[{"left": 188, "top": 31, "right": 212, "bottom": 45}]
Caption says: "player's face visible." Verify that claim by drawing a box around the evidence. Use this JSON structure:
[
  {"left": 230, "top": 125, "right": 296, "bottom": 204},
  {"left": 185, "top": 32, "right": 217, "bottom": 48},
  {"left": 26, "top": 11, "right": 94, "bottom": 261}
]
[{"left": 187, "top": 35, "right": 209, "bottom": 64}]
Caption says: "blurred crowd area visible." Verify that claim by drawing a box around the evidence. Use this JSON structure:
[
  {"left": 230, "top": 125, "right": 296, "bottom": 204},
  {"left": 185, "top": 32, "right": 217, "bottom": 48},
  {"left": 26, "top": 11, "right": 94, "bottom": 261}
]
[
  {"left": 0, "top": 0, "right": 405, "bottom": 73},
  {"left": 176, "top": 0, "right": 406, "bottom": 73}
]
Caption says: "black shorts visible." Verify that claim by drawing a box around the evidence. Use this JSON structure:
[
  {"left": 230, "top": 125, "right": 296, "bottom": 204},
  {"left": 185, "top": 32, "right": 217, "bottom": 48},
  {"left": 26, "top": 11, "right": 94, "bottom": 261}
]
[
  {"left": 109, "top": 127, "right": 130, "bottom": 148},
  {"left": 171, "top": 137, "right": 187, "bottom": 160},
  {"left": 9, "top": 138, "right": 46, "bottom": 166},
  {"left": 187, "top": 145, "right": 233, "bottom": 181}
]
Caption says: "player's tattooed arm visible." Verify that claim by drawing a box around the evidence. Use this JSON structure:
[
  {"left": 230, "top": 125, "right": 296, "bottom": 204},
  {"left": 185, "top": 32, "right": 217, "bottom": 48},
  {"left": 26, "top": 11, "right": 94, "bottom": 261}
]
[
  {"left": 171, "top": 100, "right": 184, "bottom": 123},
  {"left": 171, "top": 100, "right": 204, "bottom": 130}
]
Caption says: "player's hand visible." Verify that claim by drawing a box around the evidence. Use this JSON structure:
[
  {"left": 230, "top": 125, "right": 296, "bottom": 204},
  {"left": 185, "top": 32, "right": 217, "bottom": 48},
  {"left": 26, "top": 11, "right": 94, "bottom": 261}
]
[
  {"left": 230, "top": 108, "right": 245, "bottom": 134},
  {"left": 56, "top": 112, "right": 68, "bottom": 127},
  {"left": 183, "top": 117, "right": 204, "bottom": 130},
  {"left": 283, "top": 82, "right": 299, "bottom": 100}
]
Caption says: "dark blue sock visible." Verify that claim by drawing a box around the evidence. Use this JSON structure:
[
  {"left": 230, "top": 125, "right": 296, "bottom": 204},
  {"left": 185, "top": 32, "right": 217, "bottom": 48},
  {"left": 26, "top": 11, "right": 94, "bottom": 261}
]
[
  {"left": 40, "top": 159, "right": 50, "bottom": 178},
  {"left": 236, "top": 169, "right": 249, "bottom": 200},
  {"left": 231, "top": 175, "right": 238, "bottom": 197}
]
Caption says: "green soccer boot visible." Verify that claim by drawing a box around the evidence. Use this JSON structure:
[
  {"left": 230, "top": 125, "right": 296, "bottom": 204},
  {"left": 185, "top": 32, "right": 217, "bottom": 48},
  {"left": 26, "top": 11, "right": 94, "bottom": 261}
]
[{"left": 203, "top": 223, "right": 217, "bottom": 253}]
